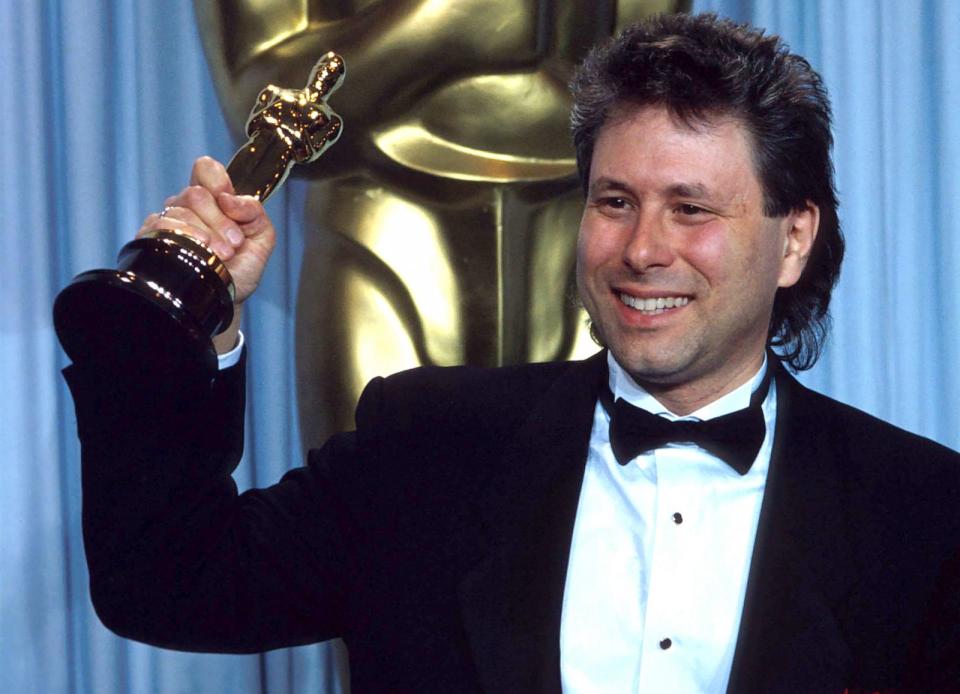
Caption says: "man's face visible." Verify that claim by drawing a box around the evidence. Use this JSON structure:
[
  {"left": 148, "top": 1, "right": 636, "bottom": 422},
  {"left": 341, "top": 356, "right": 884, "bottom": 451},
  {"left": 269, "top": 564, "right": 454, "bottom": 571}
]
[{"left": 576, "top": 105, "right": 816, "bottom": 407}]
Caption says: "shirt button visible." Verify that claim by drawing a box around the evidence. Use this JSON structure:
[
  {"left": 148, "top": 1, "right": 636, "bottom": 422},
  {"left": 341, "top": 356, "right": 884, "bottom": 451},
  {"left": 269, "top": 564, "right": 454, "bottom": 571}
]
[
  {"left": 659, "top": 638, "right": 672, "bottom": 650},
  {"left": 672, "top": 512, "right": 683, "bottom": 524}
]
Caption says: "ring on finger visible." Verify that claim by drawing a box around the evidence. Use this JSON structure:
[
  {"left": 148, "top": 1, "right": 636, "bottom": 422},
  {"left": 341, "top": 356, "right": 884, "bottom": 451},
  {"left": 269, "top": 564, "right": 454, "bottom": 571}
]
[{"left": 159, "top": 206, "right": 173, "bottom": 218}]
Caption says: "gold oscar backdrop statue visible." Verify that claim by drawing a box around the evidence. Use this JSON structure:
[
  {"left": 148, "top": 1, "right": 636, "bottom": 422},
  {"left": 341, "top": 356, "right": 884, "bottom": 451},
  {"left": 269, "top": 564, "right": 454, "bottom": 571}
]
[
  {"left": 196, "top": 0, "right": 690, "bottom": 437},
  {"left": 54, "top": 52, "right": 345, "bottom": 376}
]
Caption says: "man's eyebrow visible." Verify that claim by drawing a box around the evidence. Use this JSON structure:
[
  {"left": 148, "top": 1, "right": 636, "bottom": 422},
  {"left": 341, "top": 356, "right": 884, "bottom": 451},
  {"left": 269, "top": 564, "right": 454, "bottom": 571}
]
[
  {"left": 666, "top": 182, "right": 711, "bottom": 198},
  {"left": 587, "top": 176, "right": 631, "bottom": 194},
  {"left": 588, "top": 178, "right": 716, "bottom": 198}
]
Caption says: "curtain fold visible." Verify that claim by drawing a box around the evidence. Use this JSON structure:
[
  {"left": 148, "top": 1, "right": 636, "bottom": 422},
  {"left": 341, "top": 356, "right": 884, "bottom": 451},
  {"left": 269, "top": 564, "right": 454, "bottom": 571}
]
[
  {"left": 697, "top": 0, "right": 960, "bottom": 447},
  {"left": 1, "top": 2, "right": 339, "bottom": 692},
  {"left": 2, "top": 1, "right": 957, "bottom": 692}
]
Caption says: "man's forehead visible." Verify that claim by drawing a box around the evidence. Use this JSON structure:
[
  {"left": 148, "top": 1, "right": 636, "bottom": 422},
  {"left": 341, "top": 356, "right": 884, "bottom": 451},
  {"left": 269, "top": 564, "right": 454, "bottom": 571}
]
[
  {"left": 604, "top": 102, "right": 746, "bottom": 137},
  {"left": 593, "top": 104, "right": 761, "bottom": 201}
]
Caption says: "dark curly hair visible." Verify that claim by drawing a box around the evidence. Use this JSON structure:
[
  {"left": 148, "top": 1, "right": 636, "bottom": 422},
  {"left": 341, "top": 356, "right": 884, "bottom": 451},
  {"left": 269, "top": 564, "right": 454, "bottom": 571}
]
[{"left": 571, "top": 13, "right": 843, "bottom": 371}]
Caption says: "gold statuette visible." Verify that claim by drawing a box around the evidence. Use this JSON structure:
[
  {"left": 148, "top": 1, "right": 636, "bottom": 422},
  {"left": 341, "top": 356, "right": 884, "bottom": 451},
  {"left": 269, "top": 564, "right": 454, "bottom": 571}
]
[
  {"left": 227, "top": 52, "right": 344, "bottom": 200},
  {"left": 53, "top": 52, "right": 345, "bottom": 377}
]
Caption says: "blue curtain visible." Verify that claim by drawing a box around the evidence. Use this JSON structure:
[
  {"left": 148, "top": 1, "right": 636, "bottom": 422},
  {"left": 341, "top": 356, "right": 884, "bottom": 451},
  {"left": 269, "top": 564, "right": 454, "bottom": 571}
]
[
  {"left": 694, "top": 0, "right": 960, "bottom": 447},
  {"left": 1, "top": 2, "right": 339, "bottom": 692},
  {"left": 2, "top": 1, "right": 957, "bottom": 692}
]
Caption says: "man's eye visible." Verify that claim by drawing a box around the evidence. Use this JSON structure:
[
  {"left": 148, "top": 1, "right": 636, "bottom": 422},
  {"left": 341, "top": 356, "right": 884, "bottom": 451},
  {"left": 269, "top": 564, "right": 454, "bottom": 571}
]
[
  {"left": 598, "top": 197, "right": 629, "bottom": 210},
  {"left": 676, "top": 204, "right": 706, "bottom": 215},
  {"left": 587, "top": 195, "right": 633, "bottom": 217}
]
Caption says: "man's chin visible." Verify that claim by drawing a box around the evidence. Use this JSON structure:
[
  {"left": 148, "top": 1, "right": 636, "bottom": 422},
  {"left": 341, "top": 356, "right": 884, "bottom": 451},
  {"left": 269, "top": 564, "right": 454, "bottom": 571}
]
[{"left": 607, "top": 344, "right": 697, "bottom": 386}]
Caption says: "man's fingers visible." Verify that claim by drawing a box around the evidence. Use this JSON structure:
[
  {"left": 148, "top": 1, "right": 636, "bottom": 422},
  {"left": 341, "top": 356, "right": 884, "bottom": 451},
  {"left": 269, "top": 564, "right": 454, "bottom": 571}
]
[
  {"left": 189, "top": 156, "right": 235, "bottom": 196},
  {"left": 137, "top": 212, "right": 163, "bottom": 238},
  {"left": 165, "top": 185, "right": 245, "bottom": 251},
  {"left": 218, "top": 193, "right": 276, "bottom": 260},
  {"left": 140, "top": 209, "right": 235, "bottom": 260},
  {"left": 219, "top": 193, "right": 268, "bottom": 229},
  {"left": 131, "top": 155, "right": 278, "bottom": 305},
  {"left": 157, "top": 205, "right": 214, "bottom": 237}
]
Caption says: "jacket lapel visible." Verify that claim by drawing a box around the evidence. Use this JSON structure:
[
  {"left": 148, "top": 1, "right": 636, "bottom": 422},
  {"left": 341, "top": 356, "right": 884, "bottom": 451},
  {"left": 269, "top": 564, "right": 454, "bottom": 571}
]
[
  {"left": 458, "top": 351, "right": 607, "bottom": 693},
  {"left": 727, "top": 367, "right": 858, "bottom": 693}
]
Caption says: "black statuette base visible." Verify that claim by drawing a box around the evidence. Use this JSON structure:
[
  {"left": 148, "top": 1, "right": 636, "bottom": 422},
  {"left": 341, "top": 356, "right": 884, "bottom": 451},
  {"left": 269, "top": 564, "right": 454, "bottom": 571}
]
[{"left": 53, "top": 232, "right": 234, "bottom": 378}]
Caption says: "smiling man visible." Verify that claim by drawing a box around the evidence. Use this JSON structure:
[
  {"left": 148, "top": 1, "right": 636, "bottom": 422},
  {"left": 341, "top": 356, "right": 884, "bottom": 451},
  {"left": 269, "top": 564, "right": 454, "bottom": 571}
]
[
  {"left": 66, "top": 12, "right": 960, "bottom": 694},
  {"left": 576, "top": 106, "right": 818, "bottom": 413}
]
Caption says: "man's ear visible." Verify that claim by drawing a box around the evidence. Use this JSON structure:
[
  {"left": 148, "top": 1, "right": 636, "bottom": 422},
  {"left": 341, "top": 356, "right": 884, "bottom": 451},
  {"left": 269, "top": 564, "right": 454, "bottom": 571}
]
[{"left": 777, "top": 201, "right": 820, "bottom": 288}]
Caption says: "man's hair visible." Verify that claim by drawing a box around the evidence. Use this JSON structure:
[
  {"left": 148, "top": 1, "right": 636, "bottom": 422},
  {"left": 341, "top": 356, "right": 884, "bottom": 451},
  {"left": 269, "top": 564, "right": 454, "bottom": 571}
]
[{"left": 570, "top": 12, "right": 843, "bottom": 371}]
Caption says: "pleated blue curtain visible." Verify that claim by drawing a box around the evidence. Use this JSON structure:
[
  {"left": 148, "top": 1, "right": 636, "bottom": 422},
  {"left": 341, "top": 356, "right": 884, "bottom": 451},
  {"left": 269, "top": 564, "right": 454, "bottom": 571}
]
[
  {"left": 1, "top": 2, "right": 340, "bottom": 693},
  {"left": 2, "top": 1, "right": 958, "bottom": 693},
  {"left": 695, "top": 0, "right": 960, "bottom": 449}
]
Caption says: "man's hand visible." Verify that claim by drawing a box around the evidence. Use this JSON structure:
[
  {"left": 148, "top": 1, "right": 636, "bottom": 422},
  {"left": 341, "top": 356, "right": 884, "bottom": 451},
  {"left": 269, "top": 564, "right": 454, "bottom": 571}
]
[{"left": 137, "top": 156, "right": 277, "bottom": 353}]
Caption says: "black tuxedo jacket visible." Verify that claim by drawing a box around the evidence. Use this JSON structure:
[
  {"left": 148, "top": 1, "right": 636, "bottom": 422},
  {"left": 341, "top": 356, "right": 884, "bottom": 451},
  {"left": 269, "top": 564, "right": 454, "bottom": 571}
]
[{"left": 66, "top": 350, "right": 960, "bottom": 693}]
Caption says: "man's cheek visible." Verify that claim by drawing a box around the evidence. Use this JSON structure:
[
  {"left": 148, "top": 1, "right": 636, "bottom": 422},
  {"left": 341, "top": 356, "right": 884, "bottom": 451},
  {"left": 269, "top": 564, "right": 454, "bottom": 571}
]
[{"left": 682, "top": 231, "right": 730, "bottom": 279}]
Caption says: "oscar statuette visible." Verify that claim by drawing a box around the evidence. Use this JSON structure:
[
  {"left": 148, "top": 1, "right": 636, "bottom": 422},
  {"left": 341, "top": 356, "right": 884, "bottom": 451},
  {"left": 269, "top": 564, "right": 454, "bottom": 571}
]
[{"left": 53, "top": 52, "right": 345, "bottom": 377}]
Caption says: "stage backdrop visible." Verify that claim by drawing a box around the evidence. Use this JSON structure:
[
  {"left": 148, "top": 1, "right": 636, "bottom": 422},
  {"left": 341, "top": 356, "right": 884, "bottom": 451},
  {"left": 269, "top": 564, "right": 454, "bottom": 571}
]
[{"left": 2, "top": 1, "right": 957, "bottom": 693}]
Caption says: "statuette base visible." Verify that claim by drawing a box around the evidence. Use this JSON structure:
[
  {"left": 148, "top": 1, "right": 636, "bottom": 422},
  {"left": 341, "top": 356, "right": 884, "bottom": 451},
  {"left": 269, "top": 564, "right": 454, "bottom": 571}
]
[{"left": 54, "top": 231, "right": 235, "bottom": 377}]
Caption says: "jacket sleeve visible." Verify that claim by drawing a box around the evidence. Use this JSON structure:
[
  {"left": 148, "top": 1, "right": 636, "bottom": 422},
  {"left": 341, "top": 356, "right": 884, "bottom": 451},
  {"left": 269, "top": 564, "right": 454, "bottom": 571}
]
[{"left": 65, "top": 353, "right": 362, "bottom": 653}]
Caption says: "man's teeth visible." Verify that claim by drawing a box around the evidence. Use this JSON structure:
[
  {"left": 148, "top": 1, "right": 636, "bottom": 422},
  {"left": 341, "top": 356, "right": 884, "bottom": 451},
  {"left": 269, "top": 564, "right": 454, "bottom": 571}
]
[{"left": 619, "top": 293, "right": 689, "bottom": 314}]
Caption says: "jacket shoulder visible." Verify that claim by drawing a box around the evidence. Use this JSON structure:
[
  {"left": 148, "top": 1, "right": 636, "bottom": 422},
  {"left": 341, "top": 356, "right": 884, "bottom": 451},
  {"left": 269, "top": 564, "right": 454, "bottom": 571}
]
[
  {"left": 780, "top": 375, "right": 960, "bottom": 519},
  {"left": 354, "top": 356, "right": 599, "bottom": 441},
  {"left": 787, "top": 378, "right": 959, "bottom": 466}
]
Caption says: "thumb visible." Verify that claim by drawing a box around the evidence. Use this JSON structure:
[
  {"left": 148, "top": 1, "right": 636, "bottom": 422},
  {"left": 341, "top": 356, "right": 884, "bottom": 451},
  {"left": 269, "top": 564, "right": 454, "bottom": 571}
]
[{"left": 219, "top": 193, "right": 265, "bottom": 226}]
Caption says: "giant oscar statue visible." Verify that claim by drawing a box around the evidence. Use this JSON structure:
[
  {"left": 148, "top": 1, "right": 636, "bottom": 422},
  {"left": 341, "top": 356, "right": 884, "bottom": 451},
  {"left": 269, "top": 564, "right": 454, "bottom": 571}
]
[{"left": 196, "top": 0, "right": 689, "bottom": 443}]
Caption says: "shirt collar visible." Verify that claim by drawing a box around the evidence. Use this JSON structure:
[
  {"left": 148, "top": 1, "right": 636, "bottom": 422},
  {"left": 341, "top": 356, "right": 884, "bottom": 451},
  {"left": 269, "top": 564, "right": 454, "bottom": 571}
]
[{"left": 606, "top": 351, "right": 769, "bottom": 421}]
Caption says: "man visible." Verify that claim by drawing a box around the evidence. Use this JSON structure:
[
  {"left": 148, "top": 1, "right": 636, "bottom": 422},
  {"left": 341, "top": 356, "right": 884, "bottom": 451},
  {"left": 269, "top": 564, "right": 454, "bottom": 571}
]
[{"left": 66, "top": 13, "right": 960, "bottom": 693}]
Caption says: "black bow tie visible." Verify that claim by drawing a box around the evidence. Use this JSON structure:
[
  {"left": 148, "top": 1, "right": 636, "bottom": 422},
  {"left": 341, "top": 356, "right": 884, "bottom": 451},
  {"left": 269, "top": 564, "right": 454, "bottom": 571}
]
[{"left": 599, "top": 368, "right": 773, "bottom": 475}]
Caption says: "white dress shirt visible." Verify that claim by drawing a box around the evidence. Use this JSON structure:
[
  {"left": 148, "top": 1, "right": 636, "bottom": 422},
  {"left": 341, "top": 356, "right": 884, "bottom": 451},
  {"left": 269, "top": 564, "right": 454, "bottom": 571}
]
[
  {"left": 217, "top": 331, "right": 245, "bottom": 369},
  {"left": 560, "top": 352, "right": 776, "bottom": 693}
]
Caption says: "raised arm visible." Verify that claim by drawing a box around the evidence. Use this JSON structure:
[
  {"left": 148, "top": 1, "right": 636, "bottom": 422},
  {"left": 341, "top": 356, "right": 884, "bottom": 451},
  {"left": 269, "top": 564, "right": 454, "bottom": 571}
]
[
  {"left": 67, "top": 158, "right": 353, "bottom": 651},
  {"left": 67, "top": 347, "right": 367, "bottom": 651}
]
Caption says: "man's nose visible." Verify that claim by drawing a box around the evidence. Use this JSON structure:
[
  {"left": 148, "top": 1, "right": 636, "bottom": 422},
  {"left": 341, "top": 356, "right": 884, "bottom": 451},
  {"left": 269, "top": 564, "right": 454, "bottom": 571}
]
[{"left": 622, "top": 213, "right": 675, "bottom": 272}]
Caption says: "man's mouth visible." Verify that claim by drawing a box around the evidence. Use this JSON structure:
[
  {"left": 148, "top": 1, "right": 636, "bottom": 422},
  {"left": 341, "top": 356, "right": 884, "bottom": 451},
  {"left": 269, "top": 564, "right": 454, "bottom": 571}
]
[{"left": 618, "top": 292, "right": 690, "bottom": 315}]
